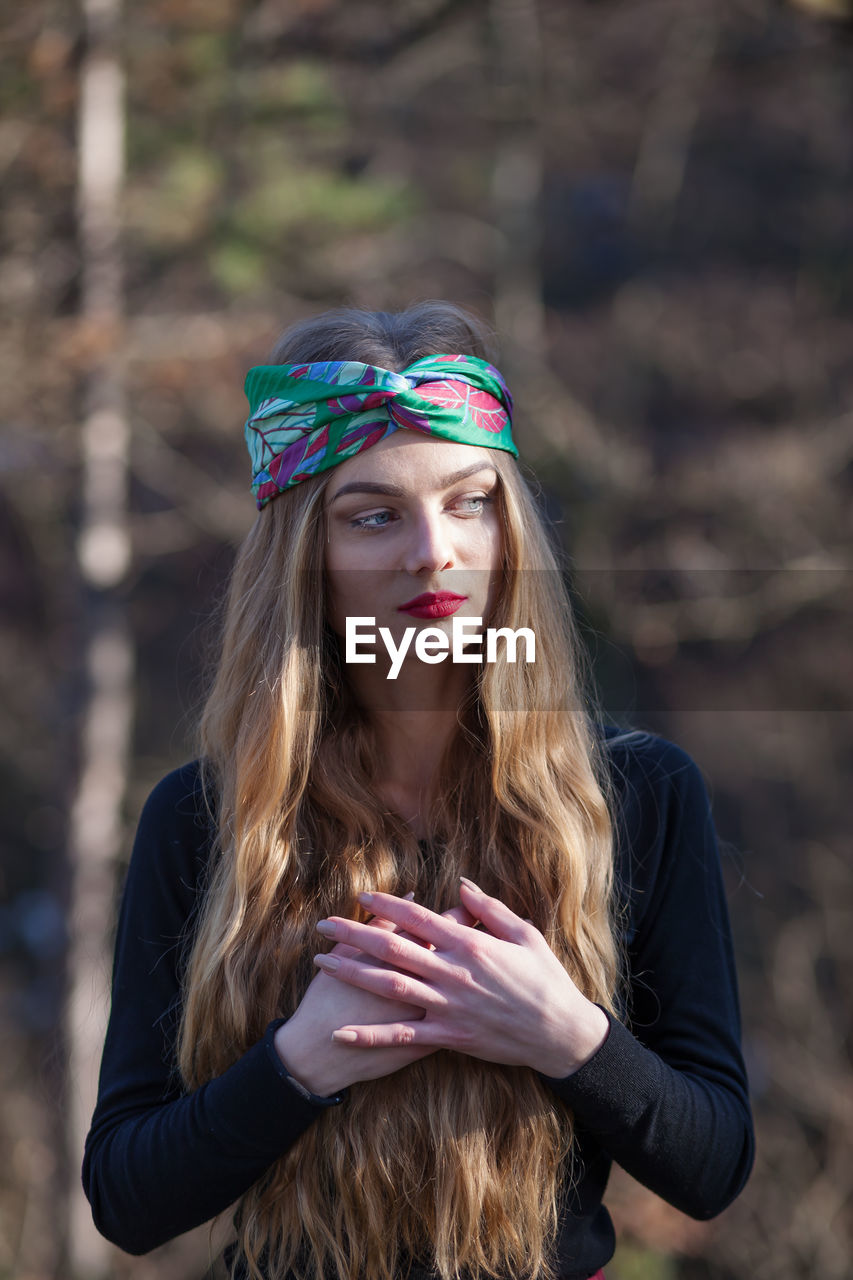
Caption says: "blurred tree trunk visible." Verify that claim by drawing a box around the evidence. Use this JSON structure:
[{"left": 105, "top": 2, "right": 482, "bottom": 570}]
[{"left": 65, "top": 0, "right": 131, "bottom": 1275}]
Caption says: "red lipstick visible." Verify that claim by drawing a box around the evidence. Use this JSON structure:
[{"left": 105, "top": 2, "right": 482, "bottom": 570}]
[{"left": 397, "top": 591, "right": 468, "bottom": 619}]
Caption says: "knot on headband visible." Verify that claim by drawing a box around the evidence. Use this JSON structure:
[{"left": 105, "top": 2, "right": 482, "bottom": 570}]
[{"left": 244, "top": 353, "right": 516, "bottom": 509}]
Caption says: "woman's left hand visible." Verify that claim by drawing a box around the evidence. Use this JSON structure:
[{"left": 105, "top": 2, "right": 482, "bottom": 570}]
[{"left": 312, "top": 880, "right": 609, "bottom": 1079}]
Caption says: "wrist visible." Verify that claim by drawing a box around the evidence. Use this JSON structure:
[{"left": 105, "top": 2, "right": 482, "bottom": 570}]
[
  {"left": 535, "top": 1002, "right": 610, "bottom": 1079},
  {"left": 273, "top": 1021, "right": 346, "bottom": 1100}
]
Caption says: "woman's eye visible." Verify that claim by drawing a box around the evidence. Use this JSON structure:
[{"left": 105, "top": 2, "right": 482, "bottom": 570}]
[
  {"left": 350, "top": 510, "right": 394, "bottom": 530},
  {"left": 456, "top": 495, "right": 492, "bottom": 514}
]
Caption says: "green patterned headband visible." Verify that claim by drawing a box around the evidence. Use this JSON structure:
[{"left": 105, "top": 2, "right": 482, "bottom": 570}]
[{"left": 244, "top": 353, "right": 517, "bottom": 509}]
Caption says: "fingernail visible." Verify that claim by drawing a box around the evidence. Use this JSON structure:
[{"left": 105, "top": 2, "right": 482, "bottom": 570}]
[
  {"left": 357, "top": 891, "right": 374, "bottom": 906},
  {"left": 460, "top": 876, "right": 481, "bottom": 892},
  {"left": 403, "top": 891, "right": 415, "bottom": 901},
  {"left": 332, "top": 1029, "right": 358, "bottom": 1043},
  {"left": 314, "top": 954, "right": 340, "bottom": 971},
  {"left": 316, "top": 920, "right": 336, "bottom": 937}
]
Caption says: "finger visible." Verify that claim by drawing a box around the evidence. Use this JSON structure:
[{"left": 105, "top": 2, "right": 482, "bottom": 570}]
[
  {"left": 458, "top": 878, "right": 536, "bottom": 945},
  {"left": 363, "top": 889, "right": 416, "bottom": 934},
  {"left": 313, "top": 952, "right": 446, "bottom": 1012},
  {"left": 323, "top": 892, "right": 416, "bottom": 955},
  {"left": 398, "top": 900, "right": 477, "bottom": 946},
  {"left": 442, "top": 903, "right": 479, "bottom": 928},
  {"left": 326, "top": 941, "right": 363, "bottom": 960},
  {"left": 395, "top": 902, "right": 476, "bottom": 948},
  {"left": 331, "top": 1021, "right": 440, "bottom": 1049},
  {"left": 355, "top": 892, "right": 460, "bottom": 949},
  {"left": 315, "top": 920, "right": 445, "bottom": 981},
  {"left": 396, "top": 929, "right": 433, "bottom": 949},
  {"left": 399, "top": 892, "right": 437, "bottom": 948}
]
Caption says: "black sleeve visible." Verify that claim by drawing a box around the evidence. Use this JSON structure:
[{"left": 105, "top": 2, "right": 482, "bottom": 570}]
[
  {"left": 81, "top": 764, "right": 337, "bottom": 1256},
  {"left": 541, "top": 734, "right": 755, "bottom": 1220}
]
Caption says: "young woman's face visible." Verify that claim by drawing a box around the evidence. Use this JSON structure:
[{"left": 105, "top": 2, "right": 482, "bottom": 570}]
[{"left": 323, "top": 431, "right": 503, "bottom": 660}]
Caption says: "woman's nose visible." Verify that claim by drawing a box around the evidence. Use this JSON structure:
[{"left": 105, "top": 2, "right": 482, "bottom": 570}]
[{"left": 401, "top": 505, "right": 455, "bottom": 574}]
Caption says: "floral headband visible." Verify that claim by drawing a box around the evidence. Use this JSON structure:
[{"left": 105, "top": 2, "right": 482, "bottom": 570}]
[{"left": 243, "top": 353, "right": 517, "bottom": 509}]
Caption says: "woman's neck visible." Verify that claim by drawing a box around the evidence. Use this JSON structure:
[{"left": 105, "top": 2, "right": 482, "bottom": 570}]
[
  {"left": 345, "top": 660, "right": 473, "bottom": 837},
  {"left": 371, "top": 707, "right": 456, "bottom": 786}
]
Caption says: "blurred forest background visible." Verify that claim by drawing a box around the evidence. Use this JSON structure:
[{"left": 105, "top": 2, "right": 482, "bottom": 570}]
[{"left": 0, "top": 0, "right": 851, "bottom": 1277}]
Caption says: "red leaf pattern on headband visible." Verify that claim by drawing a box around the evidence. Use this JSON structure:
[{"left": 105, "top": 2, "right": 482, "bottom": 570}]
[
  {"left": 411, "top": 379, "right": 507, "bottom": 434},
  {"left": 411, "top": 379, "right": 467, "bottom": 410},
  {"left": 466, "top": 387, "right": 509, "bottom": 434}
]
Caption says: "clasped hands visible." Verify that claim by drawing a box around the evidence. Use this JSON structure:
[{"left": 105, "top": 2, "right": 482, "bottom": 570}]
[{"left": 304, "top": 878, "right": 608, "bottom": 1084}]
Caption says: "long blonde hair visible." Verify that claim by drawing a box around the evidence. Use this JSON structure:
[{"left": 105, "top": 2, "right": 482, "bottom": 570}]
[{"left": 178, "top": 304, "right": 621, "bottom": 1280}]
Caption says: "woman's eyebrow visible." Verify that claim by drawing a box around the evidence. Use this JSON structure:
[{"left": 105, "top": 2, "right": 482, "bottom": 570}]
[{"left": 329, "top": 462, "right": 497, "bottom": 503}]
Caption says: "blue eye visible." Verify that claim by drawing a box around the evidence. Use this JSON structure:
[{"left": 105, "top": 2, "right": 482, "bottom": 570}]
[{"left": 350, "top": 510, "right": 394, "bottom": 530}]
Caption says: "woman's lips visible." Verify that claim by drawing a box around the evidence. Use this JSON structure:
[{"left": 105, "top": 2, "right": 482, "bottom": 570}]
[{"left": 397, "top": 592, "right": 468, "bottom": 619}]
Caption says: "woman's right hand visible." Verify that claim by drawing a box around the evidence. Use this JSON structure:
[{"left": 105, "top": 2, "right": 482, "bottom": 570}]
[{"left": 274, "top": 903, "right": 474, "bottom": 1097}]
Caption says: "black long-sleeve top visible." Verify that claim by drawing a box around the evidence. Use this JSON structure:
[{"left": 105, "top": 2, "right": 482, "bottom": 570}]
[{"left": 82, "top": 727, "right": 754, "bottom": 1279}]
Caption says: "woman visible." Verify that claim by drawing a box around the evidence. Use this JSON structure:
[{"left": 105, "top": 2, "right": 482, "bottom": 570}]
[{"left": 83, "top": 301, "right": 754, "bottom": 1280}]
